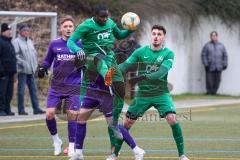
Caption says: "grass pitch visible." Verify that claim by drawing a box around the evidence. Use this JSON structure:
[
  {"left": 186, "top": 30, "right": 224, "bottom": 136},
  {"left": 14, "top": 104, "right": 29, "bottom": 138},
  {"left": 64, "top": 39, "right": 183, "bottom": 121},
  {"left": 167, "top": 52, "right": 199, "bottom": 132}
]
[{"left": 0, "top": 103, "right": 240, "bottom": 160}]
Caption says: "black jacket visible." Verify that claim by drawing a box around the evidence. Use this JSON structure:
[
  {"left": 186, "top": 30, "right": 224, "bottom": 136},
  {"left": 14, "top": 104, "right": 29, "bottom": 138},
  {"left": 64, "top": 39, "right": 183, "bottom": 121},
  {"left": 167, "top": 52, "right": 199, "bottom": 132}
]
[{"left": 0, "top": 35, "right": 17, "bottom": 76}]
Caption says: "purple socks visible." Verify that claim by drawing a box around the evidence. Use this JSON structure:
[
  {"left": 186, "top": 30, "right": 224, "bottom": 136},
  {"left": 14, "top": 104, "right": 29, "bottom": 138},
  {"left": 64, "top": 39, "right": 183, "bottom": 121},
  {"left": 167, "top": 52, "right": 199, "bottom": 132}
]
[
  {"left": 75, "top": 123, "right": 87, "bottom": 149},
  {"left": 46, "top": 118, "right": 57, "bottom": 135},
  {"left": 118, "top": 125, "right": 136, "bottom": 149},
  {"left": 68, "top": 120, "right": 77, "bottom": 143}
]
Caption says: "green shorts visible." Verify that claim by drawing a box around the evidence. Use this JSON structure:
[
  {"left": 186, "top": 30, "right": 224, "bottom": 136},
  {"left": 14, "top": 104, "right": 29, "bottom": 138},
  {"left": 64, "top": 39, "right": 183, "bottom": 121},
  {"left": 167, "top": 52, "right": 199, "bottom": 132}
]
[{"left": 127, "top": 93, "right": 176, "bottom": 119}]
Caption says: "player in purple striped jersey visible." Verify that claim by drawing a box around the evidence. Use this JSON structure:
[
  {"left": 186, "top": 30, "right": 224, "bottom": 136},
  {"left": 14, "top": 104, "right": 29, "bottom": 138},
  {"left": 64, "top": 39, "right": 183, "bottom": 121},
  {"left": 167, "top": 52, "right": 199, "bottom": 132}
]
[{"left": 38, "top": 16, "right": 82, "bottom": 157}]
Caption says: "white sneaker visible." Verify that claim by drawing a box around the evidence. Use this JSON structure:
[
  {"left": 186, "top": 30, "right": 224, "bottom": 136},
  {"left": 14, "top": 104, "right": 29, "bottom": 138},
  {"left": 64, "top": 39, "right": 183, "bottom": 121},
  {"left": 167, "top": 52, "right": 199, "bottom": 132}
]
[
  {"left": 53, "top": 139, "right": 62, "bottom": 156},
  {"left": 134, "top": 148, "right": 145, "bottom": 160},
  {"left": 106, "top": 154, "right": 117, "bottom": 160},
  {"left": 179, "top": 155, "right": 190, "bottom": 160},
  {"left": 69, "top": 152, "right": 84, "bottom": 160},
  {"left": 68, "top": 147, "right": 75, "bottom": 157}
]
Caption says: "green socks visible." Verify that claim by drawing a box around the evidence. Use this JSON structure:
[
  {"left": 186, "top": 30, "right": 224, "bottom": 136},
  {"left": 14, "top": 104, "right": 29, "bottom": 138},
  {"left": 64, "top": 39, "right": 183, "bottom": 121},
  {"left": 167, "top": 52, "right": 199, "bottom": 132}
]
[
  {"left": 108, "top": 124, "right": 124, "bottom": 156},
  {"left": 171, "top": 123, "right": 185, "bottom": 156},
  {"left": 108, "top": 126, "right": 116, "bottom": 148},
  {"left": 114, "top": 138, "right": 124, "bottom": 156},
  {"left": 112, "top": 97, "right": 124, "bottom": 125}
]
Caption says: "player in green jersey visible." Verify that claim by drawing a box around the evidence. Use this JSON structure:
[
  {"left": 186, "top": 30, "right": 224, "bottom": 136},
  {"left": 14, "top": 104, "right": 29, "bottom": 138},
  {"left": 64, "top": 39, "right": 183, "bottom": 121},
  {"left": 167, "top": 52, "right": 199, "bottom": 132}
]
[
  {"left": 108, "top": 25, "right": 190, "bottom": 160},
  {"left": 67, "top": 4, "right": 135, "bottom": 140}
]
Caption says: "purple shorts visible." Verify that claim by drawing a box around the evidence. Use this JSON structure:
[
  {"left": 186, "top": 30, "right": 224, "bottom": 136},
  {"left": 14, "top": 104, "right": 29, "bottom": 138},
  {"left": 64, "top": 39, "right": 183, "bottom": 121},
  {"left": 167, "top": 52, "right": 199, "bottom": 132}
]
[
  {"left": 46, "top": 88, "right": 80, "bottom": 110},
  {"left": 81, "top": 86, "right": 113, "bottom": 118}
]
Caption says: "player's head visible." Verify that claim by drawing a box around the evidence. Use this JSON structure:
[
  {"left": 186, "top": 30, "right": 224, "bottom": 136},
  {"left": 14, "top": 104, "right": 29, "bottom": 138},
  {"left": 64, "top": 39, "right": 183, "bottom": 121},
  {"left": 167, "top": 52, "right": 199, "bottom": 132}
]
[
  {"left": 1, "top": 23, "right": 12, "bottom": 38},
  {"left": 151, "top": 25, "right": 166, "bottom": 48},
  {"left": 60, "top": 16, "right": 75, "bottom": 40},
  {"left": 210, "top": 31, "right": 218, "bottom": 42},
  {"left": 18, "top": 23, "right": 30, "bottom": 38},
  {"left": 94, "top": 4, "right": 109, "bottom": 26}
]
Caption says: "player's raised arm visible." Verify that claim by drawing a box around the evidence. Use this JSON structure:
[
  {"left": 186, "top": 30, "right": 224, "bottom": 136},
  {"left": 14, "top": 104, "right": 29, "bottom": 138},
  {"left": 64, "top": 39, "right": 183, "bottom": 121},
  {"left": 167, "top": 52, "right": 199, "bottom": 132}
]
[
  {"left": 67, "top": 23, "right": 87, "bottom": 53},
  {"left": 118, "top": 47, "right": 140, "bottom": 73},
  {"left": 113, "top": 24, "right": 133, "bottom": 40}
]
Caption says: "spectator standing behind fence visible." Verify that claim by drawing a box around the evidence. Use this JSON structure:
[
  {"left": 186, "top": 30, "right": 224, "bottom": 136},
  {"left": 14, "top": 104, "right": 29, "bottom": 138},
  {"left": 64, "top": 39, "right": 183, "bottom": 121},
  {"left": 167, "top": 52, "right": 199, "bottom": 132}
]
[
  {"left": 0, "top": 23, "right": 16, "bottom": 116},
  {"left": 201, "top": 31, "right": 228, "bottom": 95},
  {"left": 12, "top": 24, "right": 45, "bottom": 115}
]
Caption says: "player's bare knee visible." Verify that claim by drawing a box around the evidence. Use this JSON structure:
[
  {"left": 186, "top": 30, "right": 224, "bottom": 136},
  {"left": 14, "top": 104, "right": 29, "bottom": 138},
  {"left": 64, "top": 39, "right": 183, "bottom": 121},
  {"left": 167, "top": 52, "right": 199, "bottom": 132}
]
[
  {"left": 76, "top": 109, "right": 93, "bottom": 124},
  {"left": 46, "top": 113, "right": 54, "bottom": 120},
  {"left": 77, "top": 114, "right": 87, "bottom": 124},
  {"left": 166, "top": 113, "right": 177, "bottom": 125},
  {"left": 125, "top": 111, "right": 138, "bottom": 129},
  {"left": 66, "top": 110, "right": 78, "bottom": 121},
  {"left": 77, "top": 115, "right": 88, "bottom": 124},
  {"left": 105, "top": 116, "right": 112, "bottom": 125},
  {"left": 46, "top": 109, "right": 55, "bottom": 120},
  {"left": 124, "top": 118, "right": 135, "bottom": 129},
  {"left": 77, "top": 120, "right": 87, "bottom": 124}
]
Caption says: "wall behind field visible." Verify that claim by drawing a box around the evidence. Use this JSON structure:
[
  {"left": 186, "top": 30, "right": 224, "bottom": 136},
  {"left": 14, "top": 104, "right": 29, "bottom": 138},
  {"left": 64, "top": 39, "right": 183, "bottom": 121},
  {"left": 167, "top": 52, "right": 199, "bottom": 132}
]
[{"left": 139, "top": 15, "right": 240, "bottom": 96}]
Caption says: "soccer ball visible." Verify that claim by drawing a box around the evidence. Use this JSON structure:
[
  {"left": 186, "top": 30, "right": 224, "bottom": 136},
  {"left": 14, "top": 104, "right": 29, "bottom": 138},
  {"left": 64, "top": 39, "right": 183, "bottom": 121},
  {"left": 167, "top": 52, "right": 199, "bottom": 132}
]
[{"left": 121, "top": 12, "right": 140, "bottom": 30}]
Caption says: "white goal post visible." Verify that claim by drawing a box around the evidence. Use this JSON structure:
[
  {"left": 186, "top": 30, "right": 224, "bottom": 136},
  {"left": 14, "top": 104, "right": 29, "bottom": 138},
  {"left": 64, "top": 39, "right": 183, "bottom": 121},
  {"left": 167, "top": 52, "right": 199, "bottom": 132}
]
[{"left": 0, "top": 11, "right": 57, "bottom": 40}]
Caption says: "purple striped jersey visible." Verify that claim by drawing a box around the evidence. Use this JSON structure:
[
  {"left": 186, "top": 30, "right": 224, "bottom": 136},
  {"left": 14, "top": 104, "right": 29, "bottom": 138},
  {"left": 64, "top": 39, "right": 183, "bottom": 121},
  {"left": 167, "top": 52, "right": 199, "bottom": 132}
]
[{"left": 42, "top": 38, "right": 83, "bottom": 94}]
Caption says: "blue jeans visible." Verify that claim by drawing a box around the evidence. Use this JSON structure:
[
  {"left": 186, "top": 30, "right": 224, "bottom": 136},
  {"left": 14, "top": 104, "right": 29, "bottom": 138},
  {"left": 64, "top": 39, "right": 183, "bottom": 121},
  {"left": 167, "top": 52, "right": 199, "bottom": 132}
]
[{"left": 17, "top": 73, "right": 40, "bottom": 113}]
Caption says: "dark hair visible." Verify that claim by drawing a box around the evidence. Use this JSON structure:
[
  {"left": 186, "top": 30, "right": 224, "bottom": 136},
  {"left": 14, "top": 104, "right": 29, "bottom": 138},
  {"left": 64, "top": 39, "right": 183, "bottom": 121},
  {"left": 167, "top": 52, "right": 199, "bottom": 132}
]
[
  {"left": 19, "top": 23, "right": 30, "bottom": 31},
  {"left": 210, "top": 31, "right": 218, "bottom": 36},
  {"left": 94, "top": 4, "right": 108, "bottom": 15},
  {"left": 152, "top": 25, "right": 166, "bottom": 34},
  {"left": 60, "top": 15, "right": 75, "bottom": 25}
]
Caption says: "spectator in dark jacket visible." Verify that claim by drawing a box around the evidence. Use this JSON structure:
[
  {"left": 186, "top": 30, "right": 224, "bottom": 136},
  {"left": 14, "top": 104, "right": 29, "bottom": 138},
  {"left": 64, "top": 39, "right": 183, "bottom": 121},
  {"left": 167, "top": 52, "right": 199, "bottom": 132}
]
[
  {"left": 0, "top": 23, "right": 17, "bottom": 116},
  {"left": 201, "top": 31, "right": 228, "bottom": 95}
]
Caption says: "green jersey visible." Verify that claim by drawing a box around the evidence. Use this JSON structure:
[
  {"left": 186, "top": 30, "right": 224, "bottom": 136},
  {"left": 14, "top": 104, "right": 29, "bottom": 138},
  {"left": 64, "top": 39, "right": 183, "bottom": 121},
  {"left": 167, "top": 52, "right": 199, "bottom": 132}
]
[
  {"left": 67, "top": 17, "right": 131, "bottom": 54},
  {"left": 121, "top": 45, "right": 174, "bottom": 97}
]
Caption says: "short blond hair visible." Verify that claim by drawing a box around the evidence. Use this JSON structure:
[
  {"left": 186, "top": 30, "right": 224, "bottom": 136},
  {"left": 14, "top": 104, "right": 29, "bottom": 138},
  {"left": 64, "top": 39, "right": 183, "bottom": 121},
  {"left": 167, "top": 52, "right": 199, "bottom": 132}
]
[{"left": 60, "top": 15, "right": 75, "bottom": 25}]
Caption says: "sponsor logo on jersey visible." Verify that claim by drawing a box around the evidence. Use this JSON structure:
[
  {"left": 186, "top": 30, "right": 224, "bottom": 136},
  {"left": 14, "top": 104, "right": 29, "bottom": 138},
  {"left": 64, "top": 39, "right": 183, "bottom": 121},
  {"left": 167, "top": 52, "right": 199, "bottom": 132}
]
[
  {"left": 97, "top": 32, "right": 111, "bottom": 40},
  {"left": 57, "top": 54, "right": 75, "bottom": 61},
  {"left": 145, "top": 64, "right": 159, "bottom": 73},
  {"left": 97, "top": 29, "right": 112, "bottom": 40}
]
